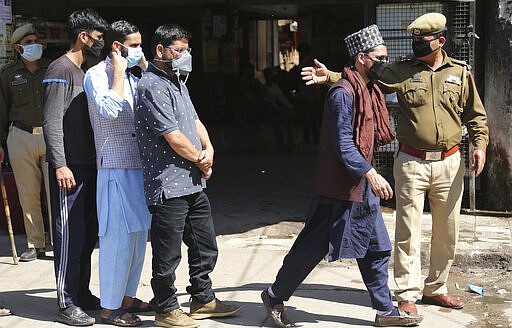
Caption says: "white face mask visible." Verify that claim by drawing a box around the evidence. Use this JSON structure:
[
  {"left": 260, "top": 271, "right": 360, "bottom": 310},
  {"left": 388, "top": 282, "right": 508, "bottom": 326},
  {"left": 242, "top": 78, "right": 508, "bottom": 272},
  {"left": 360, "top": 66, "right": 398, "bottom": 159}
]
[
  {"left": 154, "top": 50, "right": 193, "bottom": 83},
  {"left": 172, "top": 51, "right": 192, "bottom": 76},
  {"left": 19, "top": 43, "right": 43, "bottom": 62}
]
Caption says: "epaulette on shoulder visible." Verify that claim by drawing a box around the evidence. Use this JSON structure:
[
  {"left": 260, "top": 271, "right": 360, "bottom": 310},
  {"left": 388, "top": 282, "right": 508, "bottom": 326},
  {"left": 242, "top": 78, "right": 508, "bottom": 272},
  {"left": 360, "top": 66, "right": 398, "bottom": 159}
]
[{"left": 451, "top": 58, "right": 471, "bottom": 69}]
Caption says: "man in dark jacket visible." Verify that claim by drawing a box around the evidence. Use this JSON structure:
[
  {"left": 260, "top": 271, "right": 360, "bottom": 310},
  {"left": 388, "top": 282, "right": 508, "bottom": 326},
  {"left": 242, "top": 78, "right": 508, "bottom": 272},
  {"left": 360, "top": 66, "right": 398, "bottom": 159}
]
[{"left": 261, "top": 25, "right": 423, "bottom": 328}]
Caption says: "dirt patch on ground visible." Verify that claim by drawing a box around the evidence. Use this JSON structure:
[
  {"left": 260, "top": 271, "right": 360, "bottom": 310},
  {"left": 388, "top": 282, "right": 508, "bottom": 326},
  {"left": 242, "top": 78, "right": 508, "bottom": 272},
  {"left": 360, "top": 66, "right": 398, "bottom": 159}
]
[
  {"left": 449, "top": 267, "right": 512, "bottom": 328},
  {"left": 455, "top": 253, "right": 512, "bottom": 271}
]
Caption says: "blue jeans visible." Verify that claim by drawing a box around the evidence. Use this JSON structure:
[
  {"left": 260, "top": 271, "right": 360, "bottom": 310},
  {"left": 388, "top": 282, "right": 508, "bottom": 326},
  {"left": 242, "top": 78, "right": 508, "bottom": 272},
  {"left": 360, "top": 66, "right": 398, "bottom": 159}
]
[{"left": 149, "top": 191, "right": 218, "bottom": 313}]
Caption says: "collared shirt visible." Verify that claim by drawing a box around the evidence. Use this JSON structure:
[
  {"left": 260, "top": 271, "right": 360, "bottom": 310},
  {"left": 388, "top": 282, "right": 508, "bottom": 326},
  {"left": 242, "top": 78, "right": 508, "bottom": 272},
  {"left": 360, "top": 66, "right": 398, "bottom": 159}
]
[
  {"left": 0, "top": 57, "right": 50, "bottom": 140},
  {"left": 135, "top": 62, "right": 205, "bottom": 205},
  {"left": 326, "top": 51, "right": 489, "bottom": 151},
  {"left": 84, "top": 57, "right": 142, "bottom": 169}
]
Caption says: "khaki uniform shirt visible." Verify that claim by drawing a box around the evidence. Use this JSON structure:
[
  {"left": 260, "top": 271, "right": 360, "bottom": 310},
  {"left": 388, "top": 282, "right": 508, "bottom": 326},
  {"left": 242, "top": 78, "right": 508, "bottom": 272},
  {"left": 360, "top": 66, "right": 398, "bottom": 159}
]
[
  {"left": 326, "top": 50, "right": 489, "bottom": 151},
  {"left": 0, "top": 57, "right": 50, "bottom": 140}
]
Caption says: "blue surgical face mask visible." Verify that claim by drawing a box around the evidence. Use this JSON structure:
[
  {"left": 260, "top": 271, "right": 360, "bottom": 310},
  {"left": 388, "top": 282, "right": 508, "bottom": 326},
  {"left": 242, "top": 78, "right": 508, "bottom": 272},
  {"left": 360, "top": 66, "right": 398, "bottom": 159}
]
[
  {"left": 19, "top": 43, "right": 43, "bottom": 62},
  {"left": 120, "top": 43, "right": 144, "bottom": 68}
]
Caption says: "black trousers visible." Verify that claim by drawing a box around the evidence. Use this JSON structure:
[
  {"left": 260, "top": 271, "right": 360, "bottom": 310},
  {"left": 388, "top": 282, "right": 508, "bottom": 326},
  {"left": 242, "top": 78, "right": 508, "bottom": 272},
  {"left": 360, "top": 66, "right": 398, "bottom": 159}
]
[
  {"left": 271, "top": 197, "right": 394, "bottom": 311},
  {"left": 49, "top": 164, "right": 98, "bottom": 309},
  {"left": 149, "top": 191, "right": 218, "bottom": 314}
]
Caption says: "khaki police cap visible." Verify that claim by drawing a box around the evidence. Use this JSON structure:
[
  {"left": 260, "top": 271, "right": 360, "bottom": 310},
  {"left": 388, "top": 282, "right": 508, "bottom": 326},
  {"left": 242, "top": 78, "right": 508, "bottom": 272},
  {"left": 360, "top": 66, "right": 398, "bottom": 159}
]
[
  {"left": 407, "top": 13, "right": 447, "bottom": 36},
  {"left": 11, "top": 23, "right": 36, "bottom": 44}
]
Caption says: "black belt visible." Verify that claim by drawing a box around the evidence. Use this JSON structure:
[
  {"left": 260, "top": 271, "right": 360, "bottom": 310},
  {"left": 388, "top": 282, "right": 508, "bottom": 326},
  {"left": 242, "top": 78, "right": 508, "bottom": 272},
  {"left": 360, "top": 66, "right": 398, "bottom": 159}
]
[{"left": 12, "top": 122, "right": 43, "bottom": 134}]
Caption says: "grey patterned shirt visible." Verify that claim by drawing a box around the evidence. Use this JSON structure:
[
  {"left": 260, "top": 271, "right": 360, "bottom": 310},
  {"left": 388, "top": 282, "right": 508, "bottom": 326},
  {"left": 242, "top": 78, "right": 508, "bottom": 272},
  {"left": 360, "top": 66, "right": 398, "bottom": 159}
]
[{"left": 135, "top": 62, "right": 205, "bottom": 205}]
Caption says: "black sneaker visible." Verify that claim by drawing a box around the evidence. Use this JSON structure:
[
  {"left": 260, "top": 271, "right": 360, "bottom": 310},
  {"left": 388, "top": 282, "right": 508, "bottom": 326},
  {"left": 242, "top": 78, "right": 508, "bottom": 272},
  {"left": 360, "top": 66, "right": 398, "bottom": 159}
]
[
  {"left": 19, "top": 248, "right": 45, "bottom": 262},
  {"left": 56, "top": 305, "right": 95, "bottom": 326}
]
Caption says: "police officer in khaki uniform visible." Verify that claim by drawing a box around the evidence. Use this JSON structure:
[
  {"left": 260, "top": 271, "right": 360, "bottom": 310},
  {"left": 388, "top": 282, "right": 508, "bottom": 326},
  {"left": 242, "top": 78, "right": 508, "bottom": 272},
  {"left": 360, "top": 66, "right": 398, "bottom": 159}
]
[
  {"left": 301, "top": 12, "right": 489, "bottom": 316},
  {"left": 0, "top": 24, "right": 51, "bottom": 261}
]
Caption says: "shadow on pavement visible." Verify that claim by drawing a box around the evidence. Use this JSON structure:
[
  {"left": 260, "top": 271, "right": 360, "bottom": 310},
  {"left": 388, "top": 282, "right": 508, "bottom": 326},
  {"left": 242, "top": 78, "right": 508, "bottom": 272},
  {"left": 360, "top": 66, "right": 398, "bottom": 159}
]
[
  {"left": 208, "top": 148, "right": 318, "bottom": 236},
  {"left": 0, "top": 283, "right": 376, "bottom": 327},
  {"left": 176, "top": 283, "right": 376, "bottom": 327},
  {"left": 0, "top": 288, "right": 56, "bottom": 322}
]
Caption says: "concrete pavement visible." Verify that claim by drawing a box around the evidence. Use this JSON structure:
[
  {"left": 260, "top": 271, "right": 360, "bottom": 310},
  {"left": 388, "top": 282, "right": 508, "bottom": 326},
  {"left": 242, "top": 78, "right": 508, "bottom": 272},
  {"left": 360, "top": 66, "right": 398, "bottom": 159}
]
[
  {"left": 0, "top": 148, "right": 510, "bottom": 327},
  {"left": 0, "top": 209, "right": 511, "bottom": 327}
]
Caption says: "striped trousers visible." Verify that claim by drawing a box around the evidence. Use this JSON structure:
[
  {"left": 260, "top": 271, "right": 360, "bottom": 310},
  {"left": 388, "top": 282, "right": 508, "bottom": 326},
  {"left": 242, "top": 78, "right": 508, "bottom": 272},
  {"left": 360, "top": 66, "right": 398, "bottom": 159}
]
[{"left": 49, "top": 164, "right": 98, "bottom": 309}]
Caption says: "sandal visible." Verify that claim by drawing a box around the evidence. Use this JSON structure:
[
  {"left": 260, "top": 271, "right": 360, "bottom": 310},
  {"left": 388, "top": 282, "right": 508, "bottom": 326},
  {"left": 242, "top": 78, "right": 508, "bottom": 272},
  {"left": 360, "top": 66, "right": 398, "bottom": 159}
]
[
  {"left": 124, "top": 297, "right": 155, "bottom": 313},
  {"left": 100, "top": 309, "right": 141, "bottom": 327},
  {"left": 0, "top": 307, "right": 12, "bottom": 316}
]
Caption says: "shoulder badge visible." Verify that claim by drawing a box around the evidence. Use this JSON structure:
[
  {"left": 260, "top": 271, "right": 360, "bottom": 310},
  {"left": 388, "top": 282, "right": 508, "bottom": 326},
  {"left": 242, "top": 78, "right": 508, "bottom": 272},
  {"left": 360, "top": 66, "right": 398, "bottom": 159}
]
[
  {"left": 11, "top": 73, "right": 28, "bottom": 86},
  {"left": 397, "top": 53, "right": 415, "bottom": 63}
]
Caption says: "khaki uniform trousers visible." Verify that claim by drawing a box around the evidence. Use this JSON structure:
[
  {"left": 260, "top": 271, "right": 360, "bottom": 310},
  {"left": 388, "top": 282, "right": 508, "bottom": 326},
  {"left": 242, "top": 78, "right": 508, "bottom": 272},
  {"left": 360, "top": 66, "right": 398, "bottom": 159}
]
[
  {"left": 6, "top": 125, "right": 50, "bottom": 249},
  {"left": 393, "top": 150, "right": 464, "bottom": 302}
]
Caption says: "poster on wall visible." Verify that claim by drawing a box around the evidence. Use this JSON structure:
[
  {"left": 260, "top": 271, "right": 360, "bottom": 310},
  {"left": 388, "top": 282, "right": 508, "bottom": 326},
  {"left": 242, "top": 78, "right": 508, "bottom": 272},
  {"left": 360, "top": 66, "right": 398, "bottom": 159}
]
[
  {"left": 0, "top": 23, "right": 14, "bottom": 69},
  {"left": 0, "top": 23, "right": 7, "bottom": 59},
  {"left": 0, "top": 0, "right": 12, "bottom": 24}
]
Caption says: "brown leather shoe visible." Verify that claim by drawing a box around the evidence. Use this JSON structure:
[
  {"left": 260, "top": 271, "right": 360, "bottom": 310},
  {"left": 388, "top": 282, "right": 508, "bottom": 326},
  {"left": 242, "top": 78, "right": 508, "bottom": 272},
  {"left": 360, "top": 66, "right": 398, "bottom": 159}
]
[
  {"left": 421, "top": 294, "right": 464, "bottom": 309},
  {"left": 397, "top": 300, "right": 418, "bottom": 315}
]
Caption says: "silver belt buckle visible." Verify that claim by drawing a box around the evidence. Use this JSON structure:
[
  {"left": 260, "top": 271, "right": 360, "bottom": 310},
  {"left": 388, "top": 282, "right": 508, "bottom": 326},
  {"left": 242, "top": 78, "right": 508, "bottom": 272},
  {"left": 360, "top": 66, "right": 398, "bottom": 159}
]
[
  {"left": 32, "top": 127, "right": 43, "bottom": 135},
  {"left": 424, "top": 151, "right": 442, "bottom": 161}
]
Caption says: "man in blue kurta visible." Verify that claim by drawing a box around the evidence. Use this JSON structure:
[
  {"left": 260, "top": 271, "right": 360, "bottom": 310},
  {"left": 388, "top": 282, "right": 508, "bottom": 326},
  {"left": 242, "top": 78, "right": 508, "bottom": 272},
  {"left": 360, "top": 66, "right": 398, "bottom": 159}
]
[
  {"left": 83, "top": 20, "right": 152, "bottom": 326},
  {"left": 261, "top": 25, "right": 423, "bottom": 327}
]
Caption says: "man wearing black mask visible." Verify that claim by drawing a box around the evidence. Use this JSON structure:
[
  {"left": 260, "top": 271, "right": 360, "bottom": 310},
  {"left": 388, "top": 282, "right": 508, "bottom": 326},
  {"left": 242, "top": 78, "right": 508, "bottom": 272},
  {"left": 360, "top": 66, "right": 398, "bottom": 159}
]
[
  {"left": 262, "top": 25, "right": 423, "bottom": 328},
  {"left": 43, "top": 8, "right": 109, "bottom": 326},
  {"left": 302, "top": 13, "right": 489, "bottom": 317}
]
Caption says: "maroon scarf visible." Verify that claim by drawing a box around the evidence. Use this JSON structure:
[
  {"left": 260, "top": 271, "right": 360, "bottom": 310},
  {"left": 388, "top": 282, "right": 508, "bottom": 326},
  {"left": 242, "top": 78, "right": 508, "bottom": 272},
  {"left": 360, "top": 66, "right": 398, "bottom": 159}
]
[{"left": 342, "top": 66, "right": 394, "bottom": 160}]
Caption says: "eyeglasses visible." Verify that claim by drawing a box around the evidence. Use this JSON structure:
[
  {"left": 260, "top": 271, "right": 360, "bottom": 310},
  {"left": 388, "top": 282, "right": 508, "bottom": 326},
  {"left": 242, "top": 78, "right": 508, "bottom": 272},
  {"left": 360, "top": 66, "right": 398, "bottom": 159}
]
[
  {"left": 363, "top": 53, "right": 389, "bottom": 63},
  {"left": 166, "top": 46, "right": 192, "bottom": 54}
]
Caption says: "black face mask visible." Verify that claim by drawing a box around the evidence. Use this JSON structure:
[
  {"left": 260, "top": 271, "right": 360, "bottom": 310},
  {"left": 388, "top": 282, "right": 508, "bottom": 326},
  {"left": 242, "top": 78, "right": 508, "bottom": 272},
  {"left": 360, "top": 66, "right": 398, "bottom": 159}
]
[
  {"left": 84, "top": 35, "right": 105, "bottom": 59},
  {"left": 369, "top": 60, "right": 389, "bottom": 81},
  {"left": 412, "top": 37, "right": 439, "bottom": 58}
]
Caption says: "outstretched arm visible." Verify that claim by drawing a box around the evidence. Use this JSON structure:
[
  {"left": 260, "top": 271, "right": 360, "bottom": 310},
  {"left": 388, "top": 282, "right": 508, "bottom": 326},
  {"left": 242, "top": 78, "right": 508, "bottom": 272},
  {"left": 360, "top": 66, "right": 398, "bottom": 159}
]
[{"left": 301, "top": 59, "right": 341, "bottom": 87}]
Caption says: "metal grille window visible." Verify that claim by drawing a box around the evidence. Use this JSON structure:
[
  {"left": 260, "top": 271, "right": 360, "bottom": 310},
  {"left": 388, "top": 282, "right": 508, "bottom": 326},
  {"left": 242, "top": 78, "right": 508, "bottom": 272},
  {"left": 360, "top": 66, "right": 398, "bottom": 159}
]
[
  {"left": 376, "top": 2, "right": 444, "bottom": 62},
  {"left": 447, "top": 1, "right": 473, "bottom": 63}
]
